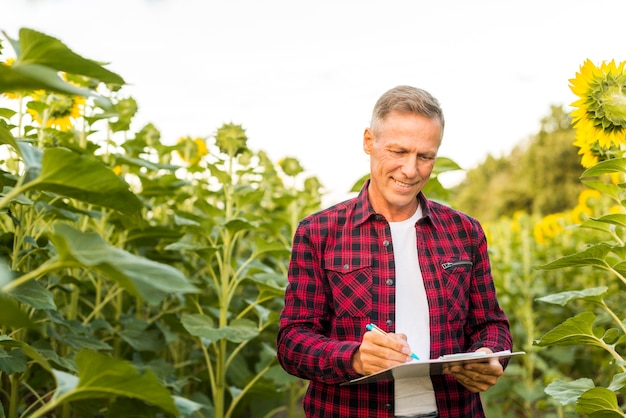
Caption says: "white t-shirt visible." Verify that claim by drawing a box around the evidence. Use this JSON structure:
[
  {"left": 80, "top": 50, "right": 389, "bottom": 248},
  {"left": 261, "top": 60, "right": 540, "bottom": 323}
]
[{"left": 389, "top": 205, "right": 437, "bottom": 415}]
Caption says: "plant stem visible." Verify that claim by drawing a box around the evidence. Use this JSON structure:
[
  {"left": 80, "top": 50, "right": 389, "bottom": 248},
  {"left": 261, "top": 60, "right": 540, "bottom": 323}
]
[
  {"left": 225, "top": 359, "right": 275, "bottom": 418},
  {"left": 1, "top": 258, "right": 65, "bottom": 293},
  {"left": 9, "top": 374, "right": 19, "bottom": 418}
]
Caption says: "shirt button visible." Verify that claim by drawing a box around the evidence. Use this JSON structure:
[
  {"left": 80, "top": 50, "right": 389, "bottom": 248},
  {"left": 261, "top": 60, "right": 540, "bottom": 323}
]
[
  {"left": 343, "top": 264, "right": 349, "bottom": 270},
  {"left": 386, "top": 319, "right": 393, "bottom": 327},
  {"left": 386, "top": 279, "right": 394, "bottom": 286},
  {"left": 384, "top": 403, "right": 392, "bottom": 411},
  {"left": 383, "top": 240, "right": 390, "bottom": 247}
]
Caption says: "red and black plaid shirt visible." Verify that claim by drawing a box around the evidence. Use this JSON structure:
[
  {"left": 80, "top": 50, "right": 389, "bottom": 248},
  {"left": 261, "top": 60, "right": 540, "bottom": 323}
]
[{"left": 277, "top": 181, "right": 512, "bottom": 417}]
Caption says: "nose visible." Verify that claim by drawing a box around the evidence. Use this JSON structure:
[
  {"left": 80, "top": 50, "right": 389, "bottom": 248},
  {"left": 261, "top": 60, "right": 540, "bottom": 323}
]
[{"left": 400, "top": 156, "right": 419, "bottom": 178}]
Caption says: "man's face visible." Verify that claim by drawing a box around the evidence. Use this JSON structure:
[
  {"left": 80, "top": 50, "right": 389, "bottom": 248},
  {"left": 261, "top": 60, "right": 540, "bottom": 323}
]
[{"left": 363, "top": 111, "right": 442, "bottom": 221}]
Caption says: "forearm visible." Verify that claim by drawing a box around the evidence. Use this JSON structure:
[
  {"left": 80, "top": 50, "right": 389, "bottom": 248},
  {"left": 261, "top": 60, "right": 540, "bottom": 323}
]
[{"left": 277, "top": 320, "right": 360, "bottom": 384}]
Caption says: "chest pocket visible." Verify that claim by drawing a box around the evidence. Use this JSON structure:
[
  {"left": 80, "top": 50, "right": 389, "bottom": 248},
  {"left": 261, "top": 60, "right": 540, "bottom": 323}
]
[
  {"left": 441, "top": 259, "right": 472, "bottom": 324},
  {"left": 324, "top": 255, "right": 373, "bottom": 317}
]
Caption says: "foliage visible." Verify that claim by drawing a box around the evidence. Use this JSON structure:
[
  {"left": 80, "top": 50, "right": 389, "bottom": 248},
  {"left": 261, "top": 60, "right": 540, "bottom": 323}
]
[
  {"left": 451, "top": 105, "right": 586, "bottom": 222},
  {"left": 531, "top": 59, "right": 626, "bottom": 417},
  {"left": 479, "top": 206, "right": 618, "bottom": 417},
  {"left": 0, "top": 28, "right": 318, "bottom": 417},
  {"left": 481, "top": 60, "right": 626, "bottom": 417}
]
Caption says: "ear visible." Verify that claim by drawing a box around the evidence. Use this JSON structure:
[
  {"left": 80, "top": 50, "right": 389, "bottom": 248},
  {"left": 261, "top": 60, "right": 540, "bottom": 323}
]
[{"left": 363, "top": 128, "right": 374, "bottom": 155}]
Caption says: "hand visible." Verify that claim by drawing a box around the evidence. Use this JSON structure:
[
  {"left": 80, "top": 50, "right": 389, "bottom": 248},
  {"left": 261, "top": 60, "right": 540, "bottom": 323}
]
[
  {"left": 442, "top": 347, "right": 504, "bottom": 393},
  {"left": 352, "top": 330, "right": 413, "bottom": 375}
]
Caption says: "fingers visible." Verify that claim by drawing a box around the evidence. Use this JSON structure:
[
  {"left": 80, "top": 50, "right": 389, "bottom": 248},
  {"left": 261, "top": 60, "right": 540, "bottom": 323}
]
[
  {"left": 443, "top": 348, "right": 504, "bottom": 393},
  {"left": 355, "top": 331, "right": 413, "bottom": 375},
  {"left": 455, "top": 372, "right": 491, "bottom": 392},
  {"left": 455, "top": 366, "right": 501, "bottom": 392}
]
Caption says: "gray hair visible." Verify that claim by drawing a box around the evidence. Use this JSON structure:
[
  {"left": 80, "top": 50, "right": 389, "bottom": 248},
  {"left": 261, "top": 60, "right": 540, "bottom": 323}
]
[{"left": 370, "top": 85, "right": 445, "bottom": 135}]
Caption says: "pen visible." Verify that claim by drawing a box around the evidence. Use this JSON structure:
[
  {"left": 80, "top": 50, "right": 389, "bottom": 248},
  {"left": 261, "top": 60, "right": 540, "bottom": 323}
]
[{"left": 365, "top": 323, "right": 420, "bottom": 360}]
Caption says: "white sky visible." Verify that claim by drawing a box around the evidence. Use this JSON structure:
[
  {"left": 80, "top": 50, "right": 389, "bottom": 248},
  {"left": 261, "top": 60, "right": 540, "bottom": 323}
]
[{"left": 3, "top": 0, "right": 625, "bottom": 204}]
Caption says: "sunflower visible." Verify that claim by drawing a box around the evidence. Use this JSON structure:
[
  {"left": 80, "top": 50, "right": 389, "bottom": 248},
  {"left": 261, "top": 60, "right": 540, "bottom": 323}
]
[
  {"left": 27, "top": 89, "right": 85, "bottom": 131},
  {"left": 176, "top": 136, "right": 208, "bottom": 165},
  {"left": 569, "top": 59, "right": 626, "bottom": 167}
]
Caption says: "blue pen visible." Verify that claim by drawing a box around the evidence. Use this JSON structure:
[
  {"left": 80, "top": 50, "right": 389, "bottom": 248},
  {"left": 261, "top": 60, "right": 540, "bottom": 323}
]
[{"left": 365, "top": 323, "right": 420, "bottom": 360}]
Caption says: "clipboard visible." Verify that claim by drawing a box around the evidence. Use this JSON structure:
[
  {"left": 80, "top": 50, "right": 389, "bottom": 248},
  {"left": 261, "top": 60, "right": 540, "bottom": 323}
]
[{"left": 342, "top": 350, "right": 525, "bottom": 385}]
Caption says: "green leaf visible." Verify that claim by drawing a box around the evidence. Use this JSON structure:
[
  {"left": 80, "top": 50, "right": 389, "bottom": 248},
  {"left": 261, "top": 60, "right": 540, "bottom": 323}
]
[
  {"left": 164, "top": 234, "right": 221, "bottom": 255},
  {"left": 233, "top": 185, "right": 265, "bottom": 207},
  {"left": 173, "top": 396, "right": 210, "bottom": 417},
  {"left": 181, "top": 314, "right": 259, "bottom": 343},
  {"left": 536, "top": 287, "right": 608, "bottom": 306},
  {"left": 181, "top": 313, "right": 215, "bottom": 337},
  {"left": 0, "top": 292, "right": 35, "bottom": 329},
  {"left": 0, "top": 28, "right": 122, "bottom": 107},
  {"left": 0, "top": 107, "right": 17, "bottom": 119},
  {"left": 8, "top": 279, "right": 56, "bottom": 310},
  {"left": 113, "top": 153, "right": 179, "bottom": 172},
  {"left": 432, "top": 156, "right": 463, "bottom": 175},
  {"left": 610, "top": 261, "right": 626, "bottom": 278},
  {"left": 101, "top": 398, "right": 162, "bottom": 417},
  {"left": 49, "top": 325, "right": 111, "bottom": 351},
  {"left": 0, "top": 336, "right": 52, "bottom": 372},
  {"left": 254, "top": 238, "right": 290, "bottom": 257},
  {"left": 545, "top": 378, "right": 595, "bottom": 405},
  {"left": 246, "top": 272, "right": 287, "bottom": 298},
  {"left": 119, "top": 318, "right": 164, "bottom": 352},
  {"left": 602, "top": 328, "right": 620, "bottom": 344},
  {"left": 109, "top": 97, "right": 138, "bottom": 132},
  {"left": 575, "top": 387, "right": 625, "bottom": 417},
  {"left": 51, "top": 350, "right": 177, "bottom": 415},
  {"left": 536, "top": 244, "right": 612, "bottom": 271},
  {"left": 119, "top": 328, "right": 164, "bottom": 352},
  {"left": 591, "top": 214, "right": 626, "bottom": 228},
  {"left": 49, "top": 223, "right": 198, "bottom": 306},
  {"left": 535, "top": 312, "right": 604, "bottom": 348},
  {"left": 21, "top": 147, "right": 143, "bottom": 217},
  {"left": 580, "top": 179, "right": 621, "bottom": 202},
  {"left": 1, "top": 63, "right": 113, "bottom": 109},
  {"left": 422, "top": 177, "right": 449, "bottom": 202},
  {"left": 223, "top": 217, "right": 258, "bottom": 234},
  {"left": 207, "top": 163, "right": 231, "bottom": 185},
  {"left": 350, "top": 174, "right": 369, "bottom": 193},
  {"left": 608, "top": 373, "right": 626, "bottom": 392},
  {"left": 0, "top": 348, "right": 27, "bottom": 373},
  {"left": 579, "top": 218, "right": 615, "bottom": 234},
  {"left": 581, "top": 158, "right": 626, "bottom": 177},
  {"left": 17, "top": 28, "right": 125, "bottom": 84},
  {"left": 30, "top": 342, "right": 75, "bottom": 372},
  {"left": 0, "top": 124, "right": 19, "bottom": 155}
]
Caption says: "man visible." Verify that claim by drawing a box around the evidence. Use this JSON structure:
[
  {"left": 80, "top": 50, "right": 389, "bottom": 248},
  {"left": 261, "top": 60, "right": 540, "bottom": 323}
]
[{"left": 277, "top": 85, "right": 512, "bottom": 417}]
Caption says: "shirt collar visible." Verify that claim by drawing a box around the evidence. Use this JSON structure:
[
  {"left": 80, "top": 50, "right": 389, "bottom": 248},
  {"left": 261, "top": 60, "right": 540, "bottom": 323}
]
[{"left": 352, "top": 179, "right": 432, "bottom": 226}]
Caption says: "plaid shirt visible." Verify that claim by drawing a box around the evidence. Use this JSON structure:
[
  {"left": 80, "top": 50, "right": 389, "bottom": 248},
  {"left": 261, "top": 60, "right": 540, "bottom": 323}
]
[{"left": 277, "top": 181, "right": 512, "bottom": 418}]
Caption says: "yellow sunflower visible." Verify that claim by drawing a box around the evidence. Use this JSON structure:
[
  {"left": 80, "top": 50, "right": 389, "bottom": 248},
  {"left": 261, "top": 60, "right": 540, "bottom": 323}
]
[
  {"left": 27, "top": 89, "right": 85, "bottom": 131},
  {"left": 569, "top": 59, "right": 626, "bottom": 166},
  {"left": 176, "top": 136, "right": 208, "bottom": 165}
]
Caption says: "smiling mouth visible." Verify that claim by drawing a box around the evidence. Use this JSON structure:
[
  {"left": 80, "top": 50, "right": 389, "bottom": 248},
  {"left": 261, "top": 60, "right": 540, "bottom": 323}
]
[{"left": 393, "top": 179, "right": 417, "bottom": 188}]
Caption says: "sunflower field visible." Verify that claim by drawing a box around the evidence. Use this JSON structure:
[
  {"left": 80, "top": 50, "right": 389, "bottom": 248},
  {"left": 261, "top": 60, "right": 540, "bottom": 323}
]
[{"left": 0, "top": 28, "right": 625, "bottom": 418}]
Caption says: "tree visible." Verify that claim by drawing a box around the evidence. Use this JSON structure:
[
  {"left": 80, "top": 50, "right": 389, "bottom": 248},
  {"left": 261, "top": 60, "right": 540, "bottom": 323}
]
[{"left": 451, "top": 105, "right": 585, "bottom": 221}]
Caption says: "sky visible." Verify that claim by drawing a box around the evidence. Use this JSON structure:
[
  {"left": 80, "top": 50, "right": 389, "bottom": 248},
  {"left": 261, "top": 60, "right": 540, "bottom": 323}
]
[{"left": 3, "top": 0, "right": 625, "bottom": 204}]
